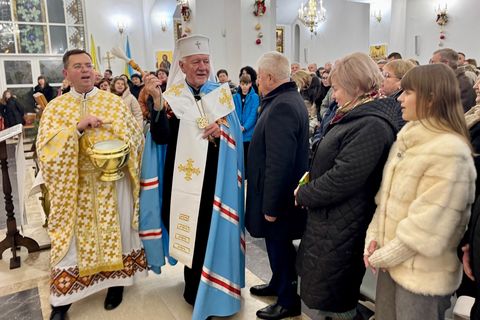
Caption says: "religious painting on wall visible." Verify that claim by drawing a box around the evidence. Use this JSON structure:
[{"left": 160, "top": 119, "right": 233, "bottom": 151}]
[
  {"left": 156, "top": 51, "right": 173, "bottom": 71},
  {"left": 174, "top": 20, "right": 182, "bottom": 41},
  {"left": 369, "top": 44, "right": 388, "bottom": 61},
  {"left": 276, "top": 27, "right": 284, "bottom": 53}
]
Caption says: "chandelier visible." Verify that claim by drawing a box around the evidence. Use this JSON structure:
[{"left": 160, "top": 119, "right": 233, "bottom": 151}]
[{"left": 298, "top": 0, "right": 327, "bottom": 34}]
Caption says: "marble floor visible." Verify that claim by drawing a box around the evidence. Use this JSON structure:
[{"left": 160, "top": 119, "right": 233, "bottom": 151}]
[{"left": 0, "top": 147, "right": 309, "bottom": 320}]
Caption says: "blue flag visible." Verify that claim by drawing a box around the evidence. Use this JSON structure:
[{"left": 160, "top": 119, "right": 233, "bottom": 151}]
[{"left": 125, "top": 36, "right": 133, "bottom": 77}]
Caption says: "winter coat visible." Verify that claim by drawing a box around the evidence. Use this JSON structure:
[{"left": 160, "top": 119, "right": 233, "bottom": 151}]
[
  {"left": 34, "top": 84, "right": 55, "bottom": 102},
  {"left": 245, "top": 81, "right": 309, "bottom": 240},
  {"left": 0, "top": 98, "right": 24, "bottom": 127},
  {"left": 130, "top": 84, "right": 144, "bottom": 100},
  {"left": 460, "top": 105, "right": 480, "bottom": 318},
  {"left": 121, "top": 88, "right": 143, "bottom": 127},
  {"left": 233, "top": 87, "right": 259, "bottom": 142},
  {"left": 366, "top": 120, "right": 475, "bottom": 296},
  {"left": 456, "top": 68, "right": 477, "bottom": 112},
  {"left": 295, "top": 98, "right": 401, "bottom": 312}
]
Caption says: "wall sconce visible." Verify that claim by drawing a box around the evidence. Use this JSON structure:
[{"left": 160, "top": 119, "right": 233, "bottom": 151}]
[
  {"left": 435, "top": 3, "right": 448, "bottom": 26},
  {"left": 161, "top": 18, "right": 167, "bottom": 32},
  {"left": 116, "top": 20, "right": 127, "bottom": 35},
  {"left": 372, "top": 9, "right": 382, "bottom": 23}
]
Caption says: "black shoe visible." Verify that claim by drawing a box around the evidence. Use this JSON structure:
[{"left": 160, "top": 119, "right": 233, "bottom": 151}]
[
  {"left": 256, "top": 303, "right": 301, "bottom": 320},
  {"left": 249, "top": 284, "right": 277, "bottom": 297},
  {"left": 49, "top": 304, "right": 70, "bottom": 320},
  {"left": 104, "top": 286, "right": 124, "bottom": 310}
]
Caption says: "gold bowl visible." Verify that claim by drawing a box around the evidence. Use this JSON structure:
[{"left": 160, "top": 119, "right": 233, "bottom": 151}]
[{"left": 87, "top": 140, "right": 130, "bottom": 181}]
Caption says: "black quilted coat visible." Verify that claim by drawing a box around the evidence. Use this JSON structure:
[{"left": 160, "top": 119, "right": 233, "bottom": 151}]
[{"left": 295, "top": 98, "right": 402, "bottom": 313}]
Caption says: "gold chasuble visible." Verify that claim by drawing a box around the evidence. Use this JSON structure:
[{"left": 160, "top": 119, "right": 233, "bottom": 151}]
[{"left": 37, "top": 87, "right": 144, "bottom": 277}]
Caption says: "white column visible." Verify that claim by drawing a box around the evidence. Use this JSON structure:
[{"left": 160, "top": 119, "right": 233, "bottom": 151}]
[{"left": 388, "top": 0, "right": 407, "bottom": 56}]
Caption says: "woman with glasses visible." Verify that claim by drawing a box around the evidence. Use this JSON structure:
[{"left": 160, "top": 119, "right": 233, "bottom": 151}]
[{"left": 380, "top": 60, "right": 415, "bottom": 99}]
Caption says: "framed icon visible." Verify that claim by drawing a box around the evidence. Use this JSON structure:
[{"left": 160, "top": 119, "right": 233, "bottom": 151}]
[{"left": 276, "top": 26, "right": 284, "bottom": 53}]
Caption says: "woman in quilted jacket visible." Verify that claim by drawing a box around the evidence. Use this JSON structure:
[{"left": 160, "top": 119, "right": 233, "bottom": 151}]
[{"left": 294, "top": 52, "right": 403, "bottom": 320}]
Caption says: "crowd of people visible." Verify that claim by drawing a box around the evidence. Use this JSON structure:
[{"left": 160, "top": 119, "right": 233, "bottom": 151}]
[{"left": 4, "top": 33, "right": 478, "bottom": 320}]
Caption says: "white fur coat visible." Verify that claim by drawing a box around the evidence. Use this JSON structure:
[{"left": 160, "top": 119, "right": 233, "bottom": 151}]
[{"left": 365, "top": 120, "right": 476, "bottom": 296}]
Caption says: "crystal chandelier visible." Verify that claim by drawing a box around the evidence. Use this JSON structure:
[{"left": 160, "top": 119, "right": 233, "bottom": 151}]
[{"left": 298, "top": 0, "right": 327, "bottom": 34}]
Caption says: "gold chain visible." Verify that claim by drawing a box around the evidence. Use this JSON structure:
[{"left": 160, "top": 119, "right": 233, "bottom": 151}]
[{"left": 194, "top": 99, "right": 209, "bottom": 129}]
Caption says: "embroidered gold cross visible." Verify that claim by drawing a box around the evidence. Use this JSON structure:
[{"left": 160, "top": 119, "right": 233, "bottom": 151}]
[
  {"left": 168, "top": 83, "right": 185, "bottom": 96},
  {"left": 219, "top": 88, "right": 233, "bottom": 110},
  {"left": 178, "top": 158, "right": 201, "bottom": 181}
]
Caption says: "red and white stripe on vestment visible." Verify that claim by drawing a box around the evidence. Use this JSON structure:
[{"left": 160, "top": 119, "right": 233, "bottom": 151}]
[
  {"left": 237, "top": 170, "right": 242, "bottom": 188},
  {"left": 220, "top": 128, "right": 236, "bottom": 150},
  {"left": 201, "top": 267, "right": 241, "bottom": 300},
  {"left": 213, "top": 196, "right": 239, "bottom": 225},
  {"left": 140, "top": 177, "right": 159, "bottom": 191},
  {"left": 139, "top": 228, "right": 162, "bottom": 240},
  {"left": 240, "top": 231, "right": 246, "bottom": 254}
]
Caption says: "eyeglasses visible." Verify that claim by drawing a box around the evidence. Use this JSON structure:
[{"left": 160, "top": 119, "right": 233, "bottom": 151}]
[{"left": 382, "top": 71, "right": 399, "bottom": 79}]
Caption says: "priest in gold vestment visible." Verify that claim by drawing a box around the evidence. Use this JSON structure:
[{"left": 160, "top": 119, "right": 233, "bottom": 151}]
[{"left": 37, "top": 49, "right": 147, "bottom": 320}]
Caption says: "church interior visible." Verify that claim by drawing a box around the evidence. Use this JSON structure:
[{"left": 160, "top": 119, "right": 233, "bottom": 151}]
[{"left": 0, "top": 0, "right": 479, "bottom": 319}]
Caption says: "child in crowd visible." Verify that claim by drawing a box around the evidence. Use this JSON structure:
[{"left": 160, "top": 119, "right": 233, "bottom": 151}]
[
  {"left": 233, "top": 74, "right": 259, "bottom": 176},
  {"left": 364, "top": 64, "right": 476, "bottom": 320},
  {"left": 110, "top": 76, "right": 143, "bottom": 127}
]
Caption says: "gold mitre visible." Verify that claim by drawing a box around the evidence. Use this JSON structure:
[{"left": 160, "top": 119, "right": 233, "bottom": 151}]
[{"left": 177, "top": 34, "right": 210, "bottom": 58}]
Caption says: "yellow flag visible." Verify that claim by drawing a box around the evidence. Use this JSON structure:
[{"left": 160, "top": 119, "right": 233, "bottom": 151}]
[{"left": 90, "top": 34, "right": 100, "bottom": 71}]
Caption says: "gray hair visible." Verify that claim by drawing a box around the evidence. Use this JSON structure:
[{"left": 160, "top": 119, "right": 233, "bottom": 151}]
[
  {"left": 256, "top": 51, "right": 290, "bottom": 81},
  {"left": 434, "top": 48, "right": 458, "bottom": 69}
]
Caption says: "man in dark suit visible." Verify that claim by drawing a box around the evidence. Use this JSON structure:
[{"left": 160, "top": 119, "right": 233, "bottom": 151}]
[
  {"left": 431, "top": 48, "right": 476, "bottom": 112},
  {"left": 246, "top": 51, "right": 309, "bottom": 320}
]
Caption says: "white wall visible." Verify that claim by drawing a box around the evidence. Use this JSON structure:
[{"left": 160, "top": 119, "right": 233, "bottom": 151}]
[
  {"left": 403, "top": 0, "right": 480, "bottom": 64},
  {"left": 369, "top": 0, "right": 392, "bottom": 47},
  {"left": 181, "top": 0, "right": 277, "bottom": 81},
  {"left": 288, "top": 0, "right": 370, "bottom": 67},
  {"left": 148, "top": 0, "right": 176, "bottom": 71},
  {"left": 84, "top": 0, "right": 148, "bottom": 75}
]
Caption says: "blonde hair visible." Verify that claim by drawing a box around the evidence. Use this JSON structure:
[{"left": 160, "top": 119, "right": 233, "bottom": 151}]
[
  {"left": 256, "top": 51, "right": 290, "bottom": 82},
  {"left": 384, "top": 59, "right": 415, "bottom": 79},
  {"left": 291, "top": 70, "right": 312, "bottom": 90},
  {"left": 401, "top": 64, "right": 470, "bottom": 142},
  {"left": 329, "top": 52, "right": 383, "bottom": 98}
]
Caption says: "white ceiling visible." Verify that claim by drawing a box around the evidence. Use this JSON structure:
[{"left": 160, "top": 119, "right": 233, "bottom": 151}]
[{"left": 276, "top": 0, "right": 374, "bottom": 25}]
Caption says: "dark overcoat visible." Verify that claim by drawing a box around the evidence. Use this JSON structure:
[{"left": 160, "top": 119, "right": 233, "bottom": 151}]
[{"left": 245, "top": 81, "right": 309, "bottom": 240}]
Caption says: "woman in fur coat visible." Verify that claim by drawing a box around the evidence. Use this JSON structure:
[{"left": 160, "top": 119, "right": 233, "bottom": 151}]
[{"left": 364, "top": 64, "right": 476, "bottom": 320}]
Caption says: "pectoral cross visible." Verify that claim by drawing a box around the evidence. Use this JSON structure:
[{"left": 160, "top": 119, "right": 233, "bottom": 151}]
[{"left": 103, "top": 51, "right": 115, "bottom": 69}]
